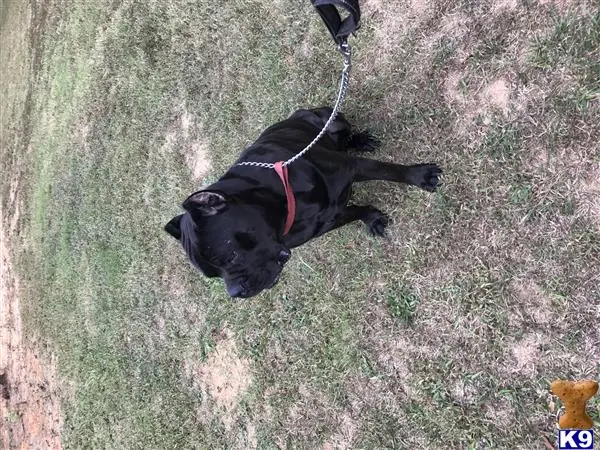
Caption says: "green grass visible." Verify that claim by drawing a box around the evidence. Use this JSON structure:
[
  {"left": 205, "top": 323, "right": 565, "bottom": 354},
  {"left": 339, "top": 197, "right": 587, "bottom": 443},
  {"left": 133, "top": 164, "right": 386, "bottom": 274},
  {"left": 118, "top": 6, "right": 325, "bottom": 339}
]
[
  {"left": 2, "top": 0, "right": 600, "bottom": 448},
  {"left": 386, "top": 283, "right": 419, "bottom": 324}
]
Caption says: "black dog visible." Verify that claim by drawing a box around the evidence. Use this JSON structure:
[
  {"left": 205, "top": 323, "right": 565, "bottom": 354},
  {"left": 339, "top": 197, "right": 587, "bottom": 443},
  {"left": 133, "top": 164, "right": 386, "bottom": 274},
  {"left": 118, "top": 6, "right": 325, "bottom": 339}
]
[{"left": 165, "top": 108, "right": 441, "bottom": 298}]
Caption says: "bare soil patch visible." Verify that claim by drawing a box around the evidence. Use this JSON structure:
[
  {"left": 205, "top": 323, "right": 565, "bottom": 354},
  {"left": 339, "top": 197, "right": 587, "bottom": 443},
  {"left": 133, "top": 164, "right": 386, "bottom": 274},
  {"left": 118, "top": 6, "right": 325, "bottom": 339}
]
[
  {"left": 362, "top": 0, "right": 434, "bottom": 56},
  {"left": 180, "top": 109, "right": 212, "bottom": 181},
  {"left": 165, "top": 107, "right": 212, "bottom": 182},
  {"left": 5, "top": 0, "right": 599, "bottom": 447},
  {"left": 492, "top": 0, "right": 519, "bottom": 13},
  {"left": 479, "top": 78, "right": 511, "bottom": 115},
  {"left": 183, "top": 328, "right": 251, "bottom": 428},
  {"left": 1, "top": 177, "right": 63, "bottom": 449},
  {"left": 322, "top": 413, "right": 358, "bottom": 450},
  {"left": 508, "top": 333, "right": 544, "bottom": 376},
  {"left": 444, "top": 74, "right": 513, "bottom": 130},
  {"left": 510, "top": 279, "right": 554, "bottom": 326}
]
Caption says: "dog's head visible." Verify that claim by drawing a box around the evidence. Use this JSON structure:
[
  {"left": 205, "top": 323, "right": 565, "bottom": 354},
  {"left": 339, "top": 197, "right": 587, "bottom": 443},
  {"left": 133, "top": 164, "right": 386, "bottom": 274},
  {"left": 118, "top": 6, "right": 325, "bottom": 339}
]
[{"left": 164, "top": 191, "right": 291, "bottom": 298}]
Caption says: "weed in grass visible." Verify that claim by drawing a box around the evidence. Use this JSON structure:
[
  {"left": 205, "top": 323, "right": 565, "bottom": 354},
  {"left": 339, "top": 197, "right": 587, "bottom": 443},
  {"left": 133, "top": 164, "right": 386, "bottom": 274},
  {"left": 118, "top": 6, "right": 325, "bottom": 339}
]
[
  {"left": 481, "top": 124, "right": 521, "bottom": 160},
  {"left": 386, "top": 284, "right": 419, "bottom": 324},
  {"left": 432, "top": 37, "right": 457, "bottom": 69},
  {"left": 508, "top": 183, "right": 532, "bottom": 205}
]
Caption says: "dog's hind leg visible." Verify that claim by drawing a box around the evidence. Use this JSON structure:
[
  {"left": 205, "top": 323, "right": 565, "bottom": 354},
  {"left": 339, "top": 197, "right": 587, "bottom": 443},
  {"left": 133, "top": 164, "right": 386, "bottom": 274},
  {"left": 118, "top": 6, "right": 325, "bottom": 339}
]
[
  {"left": 303, "top": 108, "right": 379, "bottom": 153},
  {"left": 352, "top": 158, "right": 442, "bottom": 192},
  {"left": 305, "top": 108, "right": 379, "bottom": 153}
]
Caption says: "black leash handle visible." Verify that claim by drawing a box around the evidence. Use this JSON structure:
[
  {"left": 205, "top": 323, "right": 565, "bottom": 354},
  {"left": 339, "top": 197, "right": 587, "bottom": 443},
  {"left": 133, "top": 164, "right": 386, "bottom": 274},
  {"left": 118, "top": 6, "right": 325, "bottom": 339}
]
[{"left": 311, "top": 0, "right": 360, "bottom": 46}]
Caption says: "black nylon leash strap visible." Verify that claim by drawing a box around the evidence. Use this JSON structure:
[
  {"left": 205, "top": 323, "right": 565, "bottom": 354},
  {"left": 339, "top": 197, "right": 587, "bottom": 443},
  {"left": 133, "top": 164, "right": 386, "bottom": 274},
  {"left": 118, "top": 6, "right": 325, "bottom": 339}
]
[{"left": 311, "top": 0, "right": 361, "bottom": 46}]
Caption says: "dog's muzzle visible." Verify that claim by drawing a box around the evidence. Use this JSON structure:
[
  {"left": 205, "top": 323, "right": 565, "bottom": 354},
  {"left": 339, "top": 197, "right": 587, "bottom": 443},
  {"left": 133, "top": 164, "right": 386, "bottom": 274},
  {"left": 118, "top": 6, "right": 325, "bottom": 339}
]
[{"left": 226, "top": 249, "right": 291, "bottom": 298}]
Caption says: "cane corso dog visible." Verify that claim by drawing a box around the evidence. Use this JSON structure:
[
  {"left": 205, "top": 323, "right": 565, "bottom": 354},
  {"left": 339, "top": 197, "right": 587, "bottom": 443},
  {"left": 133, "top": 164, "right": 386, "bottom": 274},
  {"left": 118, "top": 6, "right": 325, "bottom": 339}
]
[{"left": 165, "top": 107, "right": 441, "bottom": 298}]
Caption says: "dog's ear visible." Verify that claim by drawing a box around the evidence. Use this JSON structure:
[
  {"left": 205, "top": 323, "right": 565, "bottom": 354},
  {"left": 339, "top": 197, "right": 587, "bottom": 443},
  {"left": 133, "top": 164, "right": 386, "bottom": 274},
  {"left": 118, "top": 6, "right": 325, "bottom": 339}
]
[
  {"left": 164, "top": 214, "right": 183, "bottom": 240},
  {"left": 182, "top": 191, "right": 226, "bottom": 216}
]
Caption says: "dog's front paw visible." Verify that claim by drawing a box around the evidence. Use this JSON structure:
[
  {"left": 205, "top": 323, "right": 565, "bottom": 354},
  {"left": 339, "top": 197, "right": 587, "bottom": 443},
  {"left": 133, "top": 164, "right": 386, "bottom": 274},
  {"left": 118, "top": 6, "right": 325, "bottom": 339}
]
[
  {"left": 409, "top": 164, "right": 442, "bottom": 192},
  {"left": 364, "top": 208, "right": 390, "bottom": 237}
]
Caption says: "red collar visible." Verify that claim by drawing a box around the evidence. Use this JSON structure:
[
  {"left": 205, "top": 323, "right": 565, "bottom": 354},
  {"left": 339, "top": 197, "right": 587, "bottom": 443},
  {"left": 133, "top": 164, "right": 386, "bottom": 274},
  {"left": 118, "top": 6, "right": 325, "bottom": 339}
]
[{"left": 273, "top": 161, "right": 296, "bottom": 235}]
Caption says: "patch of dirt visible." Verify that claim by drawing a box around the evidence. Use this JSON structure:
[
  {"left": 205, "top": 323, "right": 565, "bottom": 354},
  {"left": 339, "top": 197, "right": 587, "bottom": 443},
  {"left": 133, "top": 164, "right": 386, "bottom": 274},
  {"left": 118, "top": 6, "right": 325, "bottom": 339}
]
[
  {"left": 321, "top": 413, "right": 357, "bottom": 450},
  {"left": 183, "top": 328, "right": 251, "bottom": 428},
  {"left": 525, "top": 141, "right": 596, "bottom": 179},
  {"left": 444, "top": 69, "right": 466, "bottom": 102},
  {"left": 1, "top": 177, "right": 63, "bottom": 449},
  {"left": 507, "top": 334, "right": 544, "bottom": 376},
  {"left": 408, "top": 0, "right": 432, "bottom": 20},
  {"left": 161, "top": 106, "right": 212, "bottom": 182},
  {"left": 359, "top": 303, "right": 424, "bottom": 400},
  {"left": 479, "top": 78, "right": 511, "bottom": 115},
  {"left": 327, "top": 414, "right": 357, "bottom": 449},
  {"left": 187, "top": 140, "right": 211, "bottom": 180},
  {"left": 492, "top": 0, "right": 519, "bottom": 13},
  {"left": 445, "top": 73, "right": 520, "bottom": 146},
  {"left": 439, "top": 12, "right": 471, "bottom": 43},
  {"left": 179, "top": 109, "right": 212, "bottom": 180},
  {"left": 526, "top": 146, "right": 549, "bottom": 171},
  {"left": 510, "top": 279, "right": 554, "bottom": 326},
  {"left": 362, "top": 0, "right": 434, "bottom": 55},
  {"left": 445, "top": 75, "right": 513, "bottom": 122},
  {"left": 484, "top": 397, "right": 515, "bottom": 430},
  {"left": 245, "top": 422, "right": 258, "bottom": 449}
]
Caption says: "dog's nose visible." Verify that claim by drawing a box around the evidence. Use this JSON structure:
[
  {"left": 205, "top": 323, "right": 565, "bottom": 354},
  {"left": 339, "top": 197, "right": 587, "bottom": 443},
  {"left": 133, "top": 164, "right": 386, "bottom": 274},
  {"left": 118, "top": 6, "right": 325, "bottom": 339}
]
[
  {"left": 277, "top": 249, "right": 291, "bottom": 265},
  {"left": 226, "top": 282, "right": 245, "bottom": 298}
]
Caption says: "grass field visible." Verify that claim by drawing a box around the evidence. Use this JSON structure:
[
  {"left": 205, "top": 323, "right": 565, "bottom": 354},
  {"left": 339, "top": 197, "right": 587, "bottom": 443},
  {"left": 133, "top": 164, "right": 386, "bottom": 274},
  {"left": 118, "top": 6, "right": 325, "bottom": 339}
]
[{"left": 1, "top": 0, "right": 599, "bottom": 448}]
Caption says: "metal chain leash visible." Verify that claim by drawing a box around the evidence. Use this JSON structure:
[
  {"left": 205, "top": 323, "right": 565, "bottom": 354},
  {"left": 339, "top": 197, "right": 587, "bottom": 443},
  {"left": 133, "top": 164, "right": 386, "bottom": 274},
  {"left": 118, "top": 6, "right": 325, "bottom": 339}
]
[{"left": 237, "top": 42, "right": 352, "bottom": 169}]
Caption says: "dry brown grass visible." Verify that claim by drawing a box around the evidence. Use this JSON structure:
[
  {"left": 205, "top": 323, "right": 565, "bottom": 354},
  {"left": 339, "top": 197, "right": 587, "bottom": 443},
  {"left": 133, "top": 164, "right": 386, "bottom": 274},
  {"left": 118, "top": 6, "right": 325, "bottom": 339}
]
[{"left": 2, "top": 0, "right": 599, "bottom": 448}]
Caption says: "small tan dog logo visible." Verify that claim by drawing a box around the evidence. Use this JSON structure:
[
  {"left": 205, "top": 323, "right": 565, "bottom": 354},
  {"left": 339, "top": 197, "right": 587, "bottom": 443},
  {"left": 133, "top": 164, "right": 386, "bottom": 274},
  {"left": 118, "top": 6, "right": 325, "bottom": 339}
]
[{"left": 551, "top": 379, "right": 598, "bottom": 429}]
